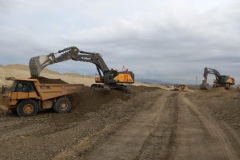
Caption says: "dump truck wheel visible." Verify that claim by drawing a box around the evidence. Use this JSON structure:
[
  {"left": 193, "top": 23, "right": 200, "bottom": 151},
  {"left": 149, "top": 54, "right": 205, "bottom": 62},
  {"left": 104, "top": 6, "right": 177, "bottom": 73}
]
[
  {"left": 53, "top": 97, "right": 72, "bottom": 113},
  {"left": 17, "top": 99, "right": 38, "bottom": 117}
]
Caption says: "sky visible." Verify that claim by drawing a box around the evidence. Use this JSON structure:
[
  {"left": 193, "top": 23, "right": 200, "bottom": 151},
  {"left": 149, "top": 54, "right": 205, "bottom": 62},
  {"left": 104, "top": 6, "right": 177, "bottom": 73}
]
[{"left": 0, "top": 0, "right": 240, "bottom": 84}]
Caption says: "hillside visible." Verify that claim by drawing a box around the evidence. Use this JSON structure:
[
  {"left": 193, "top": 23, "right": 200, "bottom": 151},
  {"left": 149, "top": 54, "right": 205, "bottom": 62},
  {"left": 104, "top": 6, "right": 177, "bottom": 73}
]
[{"left": 0, "top": 64, "right": 95, "bottom": 86}]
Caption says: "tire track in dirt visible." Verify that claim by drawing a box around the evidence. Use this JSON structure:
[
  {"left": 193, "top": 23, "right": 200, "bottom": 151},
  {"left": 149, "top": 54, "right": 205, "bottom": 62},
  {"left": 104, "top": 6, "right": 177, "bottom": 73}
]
[
  {"left": 54, "top": 90, "right": 173, "bottom": 160},
  {"left": 179, "top": 93, "right": 239, "bottom": 160},
  {"left": 0, "top": 114, "right": 54, "bottom": 142},
  {"left": 135, "top": 92, "right": 178, "bottom": 160},
  {"left": 52, "top": 90, "right": 159, "bottom": 160},
  {"left": 81, "top": 91, "right": 174, "bottom": 160},
  {"left": 0, "top": 123, "right": 49, "bottom": 141},
  {"left": 220, "top": 121, "right": 240, "bottom": 158}
]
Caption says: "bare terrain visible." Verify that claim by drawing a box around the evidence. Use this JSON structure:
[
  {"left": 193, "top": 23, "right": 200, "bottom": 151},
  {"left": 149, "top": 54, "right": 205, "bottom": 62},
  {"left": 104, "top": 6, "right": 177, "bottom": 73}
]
[{"left": 0, "top": 65, "right": 240, "bottom": 160}]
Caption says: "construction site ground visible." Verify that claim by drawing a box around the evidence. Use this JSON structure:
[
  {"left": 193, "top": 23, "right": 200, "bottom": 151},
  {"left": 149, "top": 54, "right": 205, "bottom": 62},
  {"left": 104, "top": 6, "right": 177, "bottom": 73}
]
[{"left": 0, "top": 65, "right": 240, "bottom": 160}]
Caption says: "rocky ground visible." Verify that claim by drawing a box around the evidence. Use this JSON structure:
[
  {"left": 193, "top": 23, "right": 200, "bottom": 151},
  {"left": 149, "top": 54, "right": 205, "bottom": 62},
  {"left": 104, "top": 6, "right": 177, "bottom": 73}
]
[
  {"left": 0, "top": 85, "right": 240, "bottom": 160},
  {"left": 0, "top": 65, "right": 239, "bottom": 160}
]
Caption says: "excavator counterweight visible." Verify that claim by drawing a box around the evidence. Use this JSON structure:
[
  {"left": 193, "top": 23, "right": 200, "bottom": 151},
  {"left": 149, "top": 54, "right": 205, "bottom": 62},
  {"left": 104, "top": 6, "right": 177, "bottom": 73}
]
[{"left": 29, "top": 46, "right": 134, "bottom": 93}]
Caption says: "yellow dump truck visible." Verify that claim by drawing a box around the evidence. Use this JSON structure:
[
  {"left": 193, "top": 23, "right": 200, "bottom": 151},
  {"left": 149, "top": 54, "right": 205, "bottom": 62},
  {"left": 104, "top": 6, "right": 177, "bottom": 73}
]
[
  {"left": 172, "top": 84, "right": 188, "bottom": 92},
  {"left": 0, "top": 77, "right": 84, "bottom": 117}
]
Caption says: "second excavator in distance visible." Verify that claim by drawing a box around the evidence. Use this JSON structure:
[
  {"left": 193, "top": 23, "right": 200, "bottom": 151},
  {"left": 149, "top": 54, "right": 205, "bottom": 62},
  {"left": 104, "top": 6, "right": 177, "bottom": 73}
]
[
  {"left": 29, "top": 46, "right": 134, "bottom": 93},
  {"left": 200, "top": 67, "right": 235, "bottom": 90}
]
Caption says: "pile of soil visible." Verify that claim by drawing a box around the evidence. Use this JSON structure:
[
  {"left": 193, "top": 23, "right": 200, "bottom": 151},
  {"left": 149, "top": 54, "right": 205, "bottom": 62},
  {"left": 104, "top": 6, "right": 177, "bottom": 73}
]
[
  {"left": 226, "top": 87, "right": 237, "bottom": 92},
  {"left": 187, "top": 90, "right": 240, "bottom": 133},
  {"left": 69, "top": 89, "right": 128, "bottom": 114},
  {"left": 69, "top": 85, "right": 159, "bottom": 114},
  {"left": 200, "top": 87, "right": 237, "bottom": 94},
  {"left": 208, "top": 87, "right": 228, "bottom": 93},
  {"left": 32, "top": 76, "right": 68, "bottom": 84}
]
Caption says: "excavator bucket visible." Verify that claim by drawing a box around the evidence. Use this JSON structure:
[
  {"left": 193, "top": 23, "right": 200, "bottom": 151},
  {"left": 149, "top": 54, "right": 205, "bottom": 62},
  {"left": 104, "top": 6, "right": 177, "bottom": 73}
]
[
  {"left": 200, "top": 80, "right": 210, "bottom": 90},
  {"left": 29, "top": 55, "right": 52, "bottom": 77}
]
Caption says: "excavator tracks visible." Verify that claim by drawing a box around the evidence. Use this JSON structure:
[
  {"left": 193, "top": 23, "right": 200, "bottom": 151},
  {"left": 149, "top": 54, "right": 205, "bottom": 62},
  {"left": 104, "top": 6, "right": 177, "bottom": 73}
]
[
  {"left": 90, "top": 84, "right": 111, "bottom": 93},
  {"left": 90, "top": 84, "right": 131, "bottom": 94}
]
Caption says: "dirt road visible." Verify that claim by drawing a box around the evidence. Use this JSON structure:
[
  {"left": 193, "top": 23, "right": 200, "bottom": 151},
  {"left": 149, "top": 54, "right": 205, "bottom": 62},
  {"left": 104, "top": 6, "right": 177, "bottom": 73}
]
[{"left": 0, "top": 86, "right": 240, "bottom": 160}]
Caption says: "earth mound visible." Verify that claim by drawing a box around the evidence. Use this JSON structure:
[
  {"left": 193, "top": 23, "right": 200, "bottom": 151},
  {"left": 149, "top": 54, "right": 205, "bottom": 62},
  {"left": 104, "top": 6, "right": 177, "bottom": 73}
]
[{"left": 34, "top": 76, "right": 68, "bottom": 84}]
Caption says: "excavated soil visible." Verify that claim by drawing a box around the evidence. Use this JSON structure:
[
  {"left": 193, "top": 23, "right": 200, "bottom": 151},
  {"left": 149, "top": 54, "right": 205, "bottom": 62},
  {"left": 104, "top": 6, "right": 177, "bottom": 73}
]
[
  {"left": 186, "top": 88, "right": 240, "bottom": 133},
  {"left": 34, "top": 77, "right": 68, "bottom": 84},
  {"left": 0, "top": 77, "right": 240, "bottom": 160}
]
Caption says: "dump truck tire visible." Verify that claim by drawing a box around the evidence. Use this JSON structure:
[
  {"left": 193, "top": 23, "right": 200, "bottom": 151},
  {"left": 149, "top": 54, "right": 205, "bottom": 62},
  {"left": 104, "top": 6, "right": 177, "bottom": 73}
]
[
  {"left": 17, "top": 99, "right": 39, "bottom": 117},
  {"left": 53, "top": 97, "right": 72, "bottom": 113}
]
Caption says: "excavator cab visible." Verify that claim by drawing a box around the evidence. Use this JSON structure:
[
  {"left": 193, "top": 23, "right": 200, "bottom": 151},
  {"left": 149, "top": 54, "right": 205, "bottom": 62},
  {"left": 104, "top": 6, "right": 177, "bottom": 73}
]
[{"left": 94, "top": 69, "right": 118, "bottom": 83}]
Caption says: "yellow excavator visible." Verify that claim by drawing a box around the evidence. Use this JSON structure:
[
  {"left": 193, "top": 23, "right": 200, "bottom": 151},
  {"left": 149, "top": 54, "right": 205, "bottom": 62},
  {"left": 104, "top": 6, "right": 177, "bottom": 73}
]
[
  {"left": 29, "top": 46, "right": 134, "bottom": 93},
  {"left": 200, "top": 67, "right": 235, "bottom": 90}
]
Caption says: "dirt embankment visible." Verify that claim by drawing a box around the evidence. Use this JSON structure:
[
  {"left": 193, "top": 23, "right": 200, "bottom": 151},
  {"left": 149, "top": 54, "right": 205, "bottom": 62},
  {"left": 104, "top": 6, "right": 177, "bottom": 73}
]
[
  {"left": 186, "top": 87, "right": 240, "bottom": 134},
  {"left": 0, "top": 82, "right": 240, "bottom": 160},
  {"left": 0, "top": 75, "right": 160, "bottom": 160},
  {"left": 0, "top": 64, "right": 240, "bottom": 160},
  {"left": 0, "top": 64, "right": 95, "bottom": 86}
]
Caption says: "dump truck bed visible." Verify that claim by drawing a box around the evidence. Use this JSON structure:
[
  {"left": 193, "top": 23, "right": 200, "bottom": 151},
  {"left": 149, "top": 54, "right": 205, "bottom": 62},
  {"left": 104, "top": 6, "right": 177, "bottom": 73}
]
[
  {"left": 0, "top": 77, "right": 85, "bottom": 116},
  {"left": 35, "top": 83, "right": 84, "bottom": 100},
  {"left": 1, "top": 78, "right": 84, "bottom": 110}
]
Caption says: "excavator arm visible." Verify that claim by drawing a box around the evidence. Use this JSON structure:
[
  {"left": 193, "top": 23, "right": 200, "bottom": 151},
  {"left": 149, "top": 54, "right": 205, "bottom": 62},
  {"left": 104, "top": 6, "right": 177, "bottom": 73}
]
[
  {"left": 204, "top": 68, "right": 221, "bottom": 78},
  {"left": 29, "top": 46, "right": 134, "bottom": 93},
  {"left": 202, "top": 67, "right": 221, "bottom": 82},
  {"left": 29, "top": 46, "right": 109, "bottom": 78}
]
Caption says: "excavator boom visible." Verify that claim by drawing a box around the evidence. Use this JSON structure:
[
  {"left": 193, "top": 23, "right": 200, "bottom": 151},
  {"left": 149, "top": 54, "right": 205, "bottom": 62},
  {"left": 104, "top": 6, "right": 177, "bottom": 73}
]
[{"left": 29, "top": 47, "right": 109, "bottom": 77}]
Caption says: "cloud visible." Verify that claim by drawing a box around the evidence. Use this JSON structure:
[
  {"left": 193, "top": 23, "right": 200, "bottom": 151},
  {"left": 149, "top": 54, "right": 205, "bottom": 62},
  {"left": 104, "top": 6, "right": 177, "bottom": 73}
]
[{"left": 0, "top": 0, "right": 240, "bottom": 84}]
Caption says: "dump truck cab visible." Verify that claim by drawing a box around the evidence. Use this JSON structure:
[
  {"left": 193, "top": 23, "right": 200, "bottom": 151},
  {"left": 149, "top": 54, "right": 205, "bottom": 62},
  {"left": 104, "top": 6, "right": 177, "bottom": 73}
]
[
  {"left": 3, "top": 78, "right": 39, "bottom": 100},
  {"left": 1, "top": 77, "right": 84, "bottom": 117}
]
